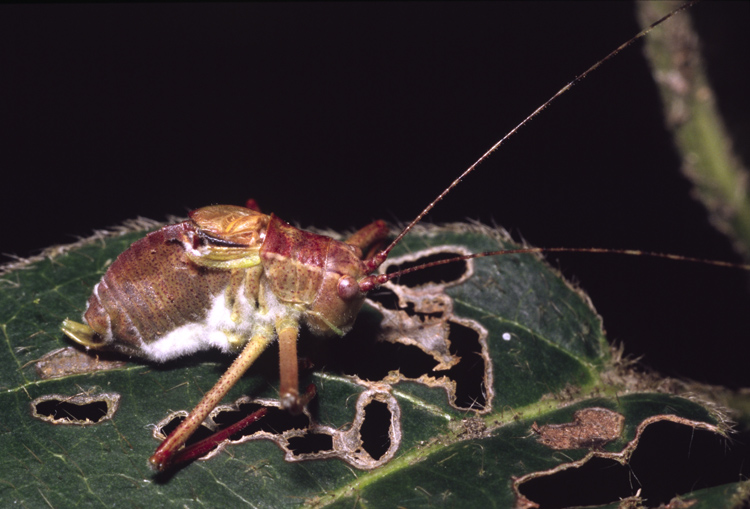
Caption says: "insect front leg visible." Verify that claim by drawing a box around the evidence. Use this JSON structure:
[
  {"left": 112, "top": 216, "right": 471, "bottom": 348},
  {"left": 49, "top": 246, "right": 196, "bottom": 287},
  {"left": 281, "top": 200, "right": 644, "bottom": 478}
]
[
  {"left": 148, "top": 324, "right": 275, "bottom": 472},
  {"left": 345, "top": 220, "right": 390, "bottom": 263}
]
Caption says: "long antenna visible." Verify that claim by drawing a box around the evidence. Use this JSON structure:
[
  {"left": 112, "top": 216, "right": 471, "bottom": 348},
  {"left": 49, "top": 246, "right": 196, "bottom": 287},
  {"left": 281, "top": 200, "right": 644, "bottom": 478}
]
[
  {"left": 378, "top": 246, "right": 750, "bottom": 285},
  {"left": 365, "top": 0, "right": 699, "bottom": 273}
]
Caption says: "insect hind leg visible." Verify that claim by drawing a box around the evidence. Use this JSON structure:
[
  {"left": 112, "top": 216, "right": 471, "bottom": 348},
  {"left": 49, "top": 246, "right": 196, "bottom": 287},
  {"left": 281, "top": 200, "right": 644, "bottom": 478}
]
[
  {"left": 149, "top": 324, "right": 275, "bottom": 472},
  {"left": 166, "top": 406, "right": 268, "bottom": 468}
]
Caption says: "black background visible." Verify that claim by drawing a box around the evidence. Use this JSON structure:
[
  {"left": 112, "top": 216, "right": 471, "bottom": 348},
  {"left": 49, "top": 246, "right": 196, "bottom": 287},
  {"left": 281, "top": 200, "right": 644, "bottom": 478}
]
[{"left": 2, "top": 2, "right": 749, "bottom": 387}]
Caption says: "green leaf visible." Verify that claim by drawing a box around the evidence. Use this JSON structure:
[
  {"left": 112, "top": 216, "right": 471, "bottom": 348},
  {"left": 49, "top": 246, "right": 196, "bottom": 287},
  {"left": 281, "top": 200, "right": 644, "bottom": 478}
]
[{"left": 0, "top": 223, "right": 744, "bottom": 508}]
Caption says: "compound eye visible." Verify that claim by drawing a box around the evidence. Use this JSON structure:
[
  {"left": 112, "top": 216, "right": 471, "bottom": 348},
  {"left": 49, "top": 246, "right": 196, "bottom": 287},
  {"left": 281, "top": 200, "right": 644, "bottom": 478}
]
[{"left": 337, "top": 275, "right": 360, "bottom": 300}]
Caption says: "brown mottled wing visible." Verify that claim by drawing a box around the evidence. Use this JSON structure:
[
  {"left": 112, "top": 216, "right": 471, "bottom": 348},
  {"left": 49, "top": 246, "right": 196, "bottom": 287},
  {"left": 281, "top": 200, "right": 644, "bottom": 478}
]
[{"left": 189, "top": 205, "right": 269, "bottom": 246}]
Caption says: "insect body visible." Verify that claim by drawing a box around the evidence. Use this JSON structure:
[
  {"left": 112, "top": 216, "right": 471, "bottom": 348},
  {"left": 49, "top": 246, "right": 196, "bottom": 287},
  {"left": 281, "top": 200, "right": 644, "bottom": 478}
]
[
  {"left": 62, "top": 204, "right": 391, "bottom": 470},
  {"left": 60, "top": 2, "right": 714, "bottom": 473},
  {"left": 63, "top": 206, "right": 383, "bottom": 361}
]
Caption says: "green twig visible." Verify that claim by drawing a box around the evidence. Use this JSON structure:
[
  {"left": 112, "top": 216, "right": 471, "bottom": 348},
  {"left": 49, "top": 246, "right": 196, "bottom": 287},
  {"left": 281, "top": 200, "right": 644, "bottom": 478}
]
[{"left": 637, "top": 0, "right": 750, "bottom": 259}]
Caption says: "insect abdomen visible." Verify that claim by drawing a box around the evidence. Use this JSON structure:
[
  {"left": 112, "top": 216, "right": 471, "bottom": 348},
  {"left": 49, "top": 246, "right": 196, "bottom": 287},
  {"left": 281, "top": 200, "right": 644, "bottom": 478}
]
[{"left": 84, "top": 222, "right": 233, "bottom": 358}]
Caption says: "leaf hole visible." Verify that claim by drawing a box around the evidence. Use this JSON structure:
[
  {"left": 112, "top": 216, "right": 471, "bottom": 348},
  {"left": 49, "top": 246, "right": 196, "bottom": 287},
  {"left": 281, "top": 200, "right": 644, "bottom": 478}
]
[
  {"left": 214, "top": 403, "right": 310, "bottom": 438},
  {"left": 30, "top": 393, "right": 120, "bottom": 425},
  {"left": 517, "top": 421, "right": 750, "bottom": 508},
  {"left": 160, "top": 415, "right": 215, "bottom": 446},
  {"left": 157, "top": 403, "right": 312, "bottom": 452},
  {"left": 337, "top": 339, "right": 439, "bottom": 381},
  {"left": 359, "top": 400, "right": 392, "bottom": 461},
  {"left": 36, "top": 400, "right": 108, "bottom": 422},
  {"left": 443, "top": 321, "right": 486, "bottom": 410},
  {"left": 287, "top": 433, "right": 334, "bottom": 455},
  {"left": 325, "top": 318, "right": 488, "bottom": 412},
  {"left": 384, "top": 250, "right": 469, "bottom": 288},
  {"left": 366, "top": 287, "right": 440, "bottom": 318},
  {"left": 367, "top": 287, "right": 445, "bottom": 320},
  {"left": 366, "top": 287, "right": 402, "bottom": 311}
]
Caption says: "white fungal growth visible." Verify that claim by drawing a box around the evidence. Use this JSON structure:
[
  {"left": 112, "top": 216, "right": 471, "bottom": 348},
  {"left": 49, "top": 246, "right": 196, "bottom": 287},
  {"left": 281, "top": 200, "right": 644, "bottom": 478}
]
[
  {"left": 502, "top": 332, "right": 512, "bottom": 341},
  {"left": 140, "top": 293, "right": 257, "bottom": 362},
  {"left": 138, "top": 279, "right": 301, "bottom": 363}
]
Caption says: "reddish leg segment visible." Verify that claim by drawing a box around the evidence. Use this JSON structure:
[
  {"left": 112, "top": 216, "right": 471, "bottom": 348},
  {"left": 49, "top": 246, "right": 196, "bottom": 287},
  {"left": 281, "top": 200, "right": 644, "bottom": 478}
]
[{"left": 169, "top": 407, "right": 267, "bottom": 467}]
